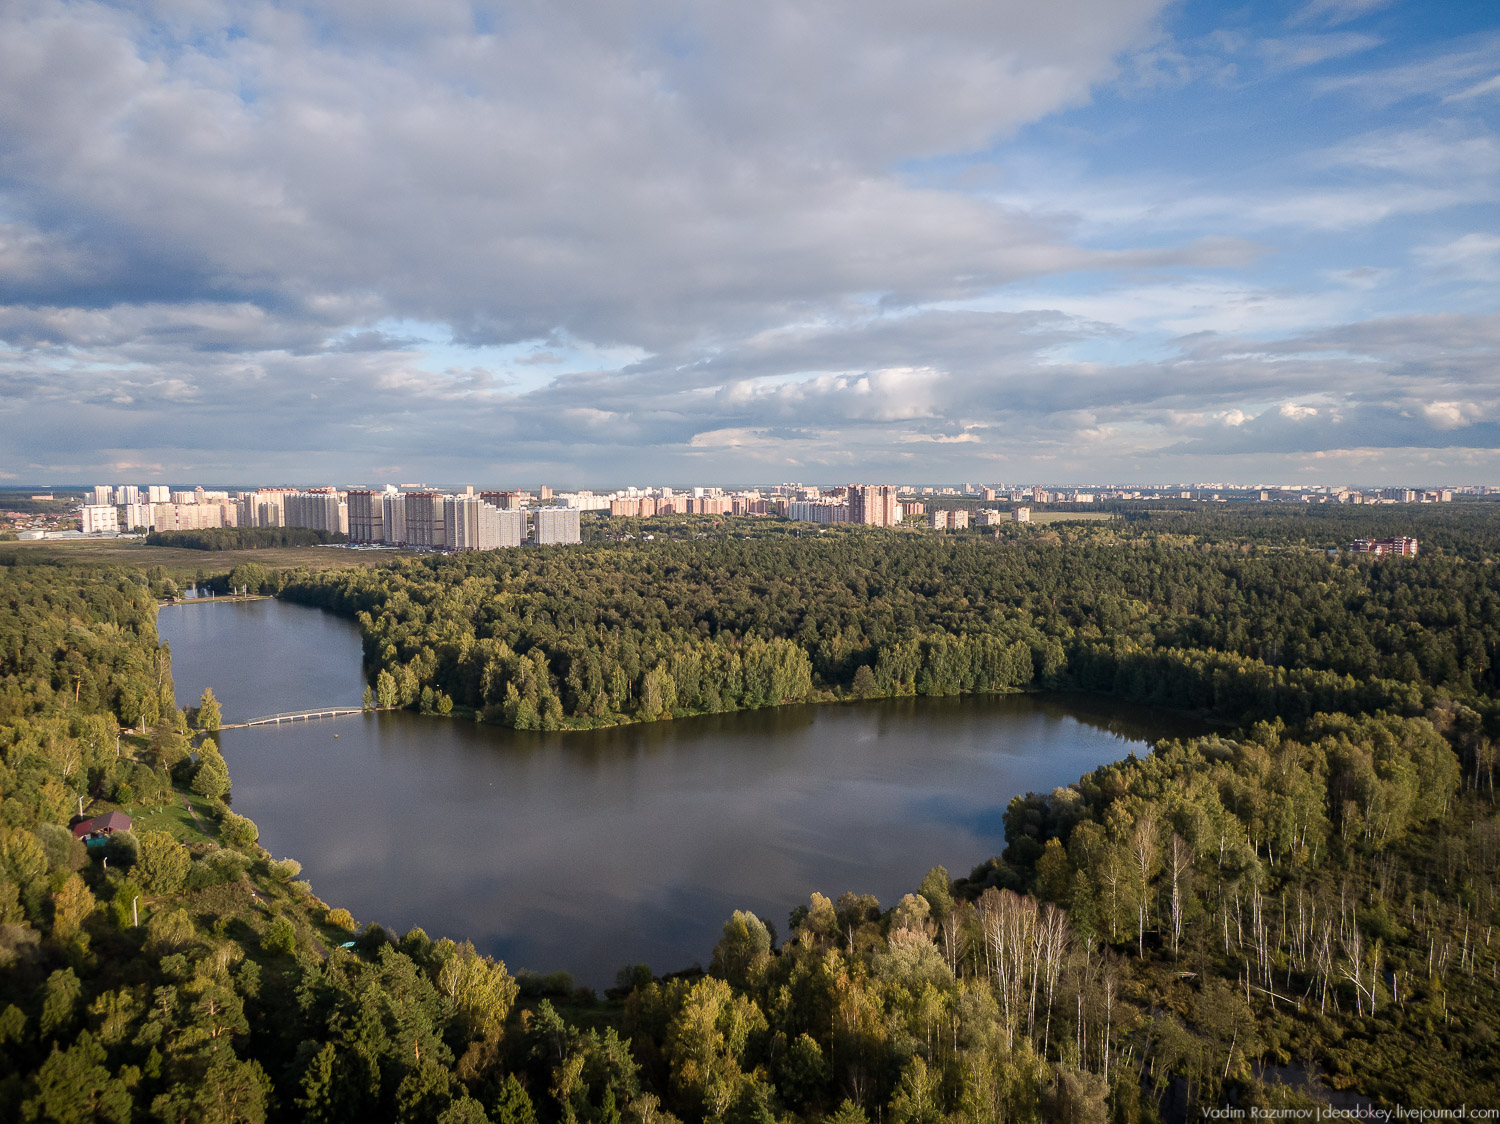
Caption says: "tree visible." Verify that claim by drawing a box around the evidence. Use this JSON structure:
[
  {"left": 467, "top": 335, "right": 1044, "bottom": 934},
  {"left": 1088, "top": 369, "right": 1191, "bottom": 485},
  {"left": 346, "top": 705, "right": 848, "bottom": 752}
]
[
  {"left": 1040, "top": 1066, "right": 1108, "bottom": 1124},
  {"left": 220, "top": 812, "right": 259, "bottom": 850},
  {"left": 437, "top": 941, "right": 520, "bottom": 1041},
  {"left": 40, "top": 969, "right": 82, "bottom": 1039},
  {"left": 133, "top": 830, "right": 191, "bottom": 896},
  {"left": 197, "top": 687, "right": 222, "bottom": 731},
  {"left": 666, "top": 977, "right": 767, "bottom": 1120},
  {"left": 711, "top": 912, "right": 772, "bottom": 990},
  {"left": 889, "top": 1055, "right": 941, "bottom": 1124},
  {"left": 1129, "top": 809, "right": 1161, "bottom": 956},
  {"left": 50, "top": 873, "right": 95, "bottom": 946},
  {"left": 192, "top": 755, "right": 231, "bottom": 802},
  {"left": 22, "top": 1031, "right": 134, "bottom": 1123},
  {"left": 263, "top": 917, "right": 298, "bottom": 956}
]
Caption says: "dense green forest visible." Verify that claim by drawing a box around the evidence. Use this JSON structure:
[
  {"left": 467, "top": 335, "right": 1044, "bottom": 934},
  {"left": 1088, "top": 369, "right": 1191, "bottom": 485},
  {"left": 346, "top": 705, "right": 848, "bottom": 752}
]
[
  {"left": 144, "top": 528, "right": 346, "bottom": 552},
  {"left": 1, "top": 505, "right": 1498, "bottom": 1119},
  {"left": 278, "top": 507, "right": 1499, "bottom": 733}
]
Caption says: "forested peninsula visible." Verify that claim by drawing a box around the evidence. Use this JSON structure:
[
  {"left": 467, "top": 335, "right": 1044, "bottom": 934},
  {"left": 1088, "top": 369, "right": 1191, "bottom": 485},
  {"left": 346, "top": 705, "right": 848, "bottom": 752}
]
[
  {"left": 0, "top": 504, "right": 1497, "bottom": 1121},
  {"left": 276, "top": 510, "right": 1495, "bottom": 733}
]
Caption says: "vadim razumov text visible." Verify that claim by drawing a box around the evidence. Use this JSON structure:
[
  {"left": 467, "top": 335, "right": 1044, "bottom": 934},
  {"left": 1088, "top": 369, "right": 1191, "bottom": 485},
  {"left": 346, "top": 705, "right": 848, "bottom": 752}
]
[{"left": 1202, "top": 1109, "right": 1500, "bottom": 1121}]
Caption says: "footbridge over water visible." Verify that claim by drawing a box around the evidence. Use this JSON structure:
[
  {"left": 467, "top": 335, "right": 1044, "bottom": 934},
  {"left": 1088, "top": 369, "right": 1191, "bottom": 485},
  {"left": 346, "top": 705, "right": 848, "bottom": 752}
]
[{"left": 220, "top": 707, "right": 366, "bottom": 729}]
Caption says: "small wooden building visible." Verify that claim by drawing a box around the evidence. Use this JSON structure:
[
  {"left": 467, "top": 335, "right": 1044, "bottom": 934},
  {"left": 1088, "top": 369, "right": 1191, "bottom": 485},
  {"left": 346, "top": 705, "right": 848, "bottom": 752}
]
[{"left": 72, "top": 811, "right": 133, "bottom": 841}]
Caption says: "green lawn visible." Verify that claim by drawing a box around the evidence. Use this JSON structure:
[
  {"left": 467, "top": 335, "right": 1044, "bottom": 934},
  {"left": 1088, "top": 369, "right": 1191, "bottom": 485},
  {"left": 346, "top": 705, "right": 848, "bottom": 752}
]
[{"left": 122, "top": 792, "right": 220, "bottom": 844}]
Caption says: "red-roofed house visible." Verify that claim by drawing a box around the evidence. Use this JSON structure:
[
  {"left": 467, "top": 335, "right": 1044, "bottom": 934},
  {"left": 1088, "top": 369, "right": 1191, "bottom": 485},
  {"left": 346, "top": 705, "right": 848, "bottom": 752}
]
[{"left": 72, "top": 811, "right": 133, "bottom": 841}]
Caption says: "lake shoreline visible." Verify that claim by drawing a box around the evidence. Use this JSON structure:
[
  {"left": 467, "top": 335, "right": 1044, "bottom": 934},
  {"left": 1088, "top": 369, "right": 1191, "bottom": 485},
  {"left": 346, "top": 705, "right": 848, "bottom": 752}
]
[{"left": 159, "top": 597, "right": 1206, "bottom": 987}]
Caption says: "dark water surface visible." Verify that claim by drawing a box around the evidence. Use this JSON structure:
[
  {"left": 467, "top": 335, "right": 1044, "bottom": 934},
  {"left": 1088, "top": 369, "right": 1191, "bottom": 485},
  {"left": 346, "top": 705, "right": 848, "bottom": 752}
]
[{"left": 159, "top": 599, "right": 1199, "bottom": 987}]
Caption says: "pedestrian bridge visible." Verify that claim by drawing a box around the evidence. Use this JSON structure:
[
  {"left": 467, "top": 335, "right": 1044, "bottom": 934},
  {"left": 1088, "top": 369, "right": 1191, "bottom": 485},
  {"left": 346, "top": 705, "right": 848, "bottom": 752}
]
[{"left": 222, "top": 707, "right": 366, "bottom": 729}]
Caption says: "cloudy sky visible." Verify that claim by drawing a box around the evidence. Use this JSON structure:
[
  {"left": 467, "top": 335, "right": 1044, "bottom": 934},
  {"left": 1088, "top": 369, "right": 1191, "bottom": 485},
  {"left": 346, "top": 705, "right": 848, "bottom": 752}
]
[{"left": 2, "top": 0, "right": 1497, "bottom": 488}]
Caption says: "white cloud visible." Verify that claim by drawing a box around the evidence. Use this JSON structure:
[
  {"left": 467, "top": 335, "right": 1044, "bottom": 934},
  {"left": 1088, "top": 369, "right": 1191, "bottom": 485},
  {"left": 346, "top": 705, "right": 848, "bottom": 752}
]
[
  {"left": 1260, "top": 33, "right": 1381, "bottom": 72},
  {"left": 1420, "top": 401, "right": 1482, "bottom": 429},
  {"left": 1446, "top": 73, "right": 1500, "bottom": 102},
  {"left": 1414, "top": 233, "right": 1500, "bottom": 280},
  {"left": 1315, "top": 34, "right": 1500, "bottom": 105},
  {"left": 1292, "top": 0, "right": 1397, "bottom": 28}
]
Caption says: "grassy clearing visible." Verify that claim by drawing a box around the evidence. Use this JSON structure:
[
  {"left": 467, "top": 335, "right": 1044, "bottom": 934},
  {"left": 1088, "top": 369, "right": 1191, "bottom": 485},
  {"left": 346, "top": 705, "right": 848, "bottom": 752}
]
[
  {"left": 118, "top": 792, "right": 218, "bottom": 844},
  {"left": 2, "top": 538, "right": 393, "bottom": 578},
  {"left": 1027, "top": 510, "right": 1116, "bottom": 523}
]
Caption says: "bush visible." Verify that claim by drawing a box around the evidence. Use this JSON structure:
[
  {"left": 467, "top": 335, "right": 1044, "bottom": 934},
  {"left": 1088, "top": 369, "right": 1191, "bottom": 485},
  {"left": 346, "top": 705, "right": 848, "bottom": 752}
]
[
  {"left": 36, "top": 824, "right": 86, "bottom": 873},
  {"left": 184, "top": 850, "right": 249, "bottom": 891},
  {"left": 267, "top": 857, "right": 302, "bottom": 882},
  {"left": 262, "top": 916, "right": 297, "bottom": 956},
  {"left": 325, "top": 907, "right": 356, "bottom": 932},
  {"left": 133, "top": 831, "right": 190, "bottom": 896},
  {"left": 219, "top": 811, "right": 259, "bottom": 850},
  {"left": 107, "top": 878, "right": 144, "bottom": 928}
]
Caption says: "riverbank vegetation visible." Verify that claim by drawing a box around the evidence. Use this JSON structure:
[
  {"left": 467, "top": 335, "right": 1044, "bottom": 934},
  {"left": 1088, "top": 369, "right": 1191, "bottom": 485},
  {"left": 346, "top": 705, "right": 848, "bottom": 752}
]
[{"left": 0, "top": 504, "right": 1497, "bottom": 1118}]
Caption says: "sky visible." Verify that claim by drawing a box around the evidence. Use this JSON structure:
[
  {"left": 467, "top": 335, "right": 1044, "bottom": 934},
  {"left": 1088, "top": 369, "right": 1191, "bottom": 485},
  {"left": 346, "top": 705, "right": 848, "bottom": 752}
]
[{"left": 1, "top": 0, "right": 1497, "bottom": 489}]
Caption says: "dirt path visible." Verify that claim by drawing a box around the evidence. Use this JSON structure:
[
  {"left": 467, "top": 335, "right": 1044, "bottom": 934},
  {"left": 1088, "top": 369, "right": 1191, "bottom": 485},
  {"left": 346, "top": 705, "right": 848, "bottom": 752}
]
[{"left": 181, "top": 794, "right": 210, "bottom": 835}]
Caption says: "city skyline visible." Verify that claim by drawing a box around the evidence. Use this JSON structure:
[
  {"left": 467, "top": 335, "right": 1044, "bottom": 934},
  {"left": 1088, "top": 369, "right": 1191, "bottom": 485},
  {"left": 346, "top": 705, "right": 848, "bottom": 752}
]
[{"left": 2, "top": 1, "right": 1497, "bottom": 485}]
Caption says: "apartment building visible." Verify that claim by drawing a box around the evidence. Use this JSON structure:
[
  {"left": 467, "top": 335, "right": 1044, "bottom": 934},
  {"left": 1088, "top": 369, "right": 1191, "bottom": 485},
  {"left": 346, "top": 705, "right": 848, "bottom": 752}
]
[
  {"left": 849, "top": 484, "right": 899, "bottom": 526},
  {"left": 533, "top": 507, "right": 581, "bottom": 545},
  {"left": 81, "top": 505, "right": 119, "bottom": 534},
  {"left": 284, "top": 491, "right": 347, "bottom": 535},
  {"left": 1351, "top": 536, "right": 1419, "bottom": 557},
  {"left": 404, "top": 493, "right": 446, "bottom": 549},
  {"left": 929, "top": 509, "right": 969, "bottom": 531},
  {"left": 382, "top": 492, "right": 408, "bottom": 546},
  {"left": 347, "top": 490, "right": 384, "bottom": 544},
  {"left": 787, "top": 500, "right": 850, "bottom": 524},
  {"left": 444, "top": 496, "right": 524, "bottom": 550}
]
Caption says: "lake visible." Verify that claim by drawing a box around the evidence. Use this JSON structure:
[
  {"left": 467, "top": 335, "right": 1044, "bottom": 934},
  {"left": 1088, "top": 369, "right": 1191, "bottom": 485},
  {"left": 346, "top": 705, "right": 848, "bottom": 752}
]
[{"left": 158, "top": 598, "right": 1199, "bottom": 987}]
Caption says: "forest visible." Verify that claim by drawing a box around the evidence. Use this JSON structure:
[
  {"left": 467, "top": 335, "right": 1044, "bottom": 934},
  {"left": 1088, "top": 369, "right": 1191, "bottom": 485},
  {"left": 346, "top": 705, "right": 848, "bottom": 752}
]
[
  {"left": 144, "top": 529, "right": 346, "bottom": 552},
  {"left": 0, "top": 502, "right": 1496, "bottom": 1120},
  {"left": 276, "top": 507, "right": 1499, "bottom": 733}
]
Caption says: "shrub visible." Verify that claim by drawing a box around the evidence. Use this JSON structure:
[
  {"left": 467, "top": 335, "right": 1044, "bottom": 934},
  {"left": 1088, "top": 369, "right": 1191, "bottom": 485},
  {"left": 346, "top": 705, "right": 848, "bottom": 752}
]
[{"left": 261, "top": 917, "right": 297, "bottom": 956}]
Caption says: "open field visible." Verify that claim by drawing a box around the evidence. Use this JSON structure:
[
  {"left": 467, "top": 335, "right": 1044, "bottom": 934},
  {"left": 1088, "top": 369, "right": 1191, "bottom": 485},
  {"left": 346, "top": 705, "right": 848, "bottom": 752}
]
[
  {"left": 0, "top": 537, "right": 394, "bottom": 577},
  {"left": 1026, "top": 510, "right": 1116, "bottom": 523}
]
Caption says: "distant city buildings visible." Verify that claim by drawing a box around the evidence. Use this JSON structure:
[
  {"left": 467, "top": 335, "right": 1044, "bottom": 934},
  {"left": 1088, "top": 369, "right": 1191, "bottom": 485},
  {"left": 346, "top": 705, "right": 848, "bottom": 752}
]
[
  {"left": 446, "top": 496, "right": 525, "bottom": 550},
  {"left": 338, "top": 489, "right": 576, "bottom": 550},
  {"left": 347, "top": 490, "right": 383, "bottom": 543},
  {"left": 1351, "top": 536, "right": 1419, "bottom": 557},
  {"left": 787, "top": 499, "right": 850, "bottom": 524},
  {"left": 929, "top": 508, "right": 969, "bottom": 531},
  {"left": 284, "top": 490, "right": 347, "bottom": 535},
  {"left": 40, "top": 476, "right": 1484, "bottom": 551}
]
